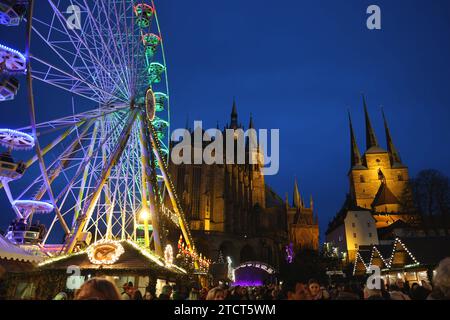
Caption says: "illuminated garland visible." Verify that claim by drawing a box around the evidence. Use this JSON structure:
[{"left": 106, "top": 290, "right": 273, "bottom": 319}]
[
  {"left": 164, "top": 244, "right": 173, "bottom": 267},
  {"left": 38, "top": 251, "right": 84, "bottom": 267},
  {"left": 353, "top": 237, "right": 421, "bottom": 275},
  {"left": 0, "top": 43, "right": 27, "bottom": 73},
  {"left": 176, "top": 235, "right": 211, "bottom": 272},
  {"left": 87, "top": 239, "right": 125, "bottom": 265},
  {"left": 0, "top": 128, "right": 35, "bottom": 150}
]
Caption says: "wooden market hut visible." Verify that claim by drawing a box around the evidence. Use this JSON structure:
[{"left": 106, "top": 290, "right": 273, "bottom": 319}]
[
  {"left": 3, "top": 240, "right": 191, "bottom": 299},
  {"left": 353, "top": 236, "right": 450, "bottom": 284},
  {"left": 0, "top": 234, "right": 42, "bottom": 299}
]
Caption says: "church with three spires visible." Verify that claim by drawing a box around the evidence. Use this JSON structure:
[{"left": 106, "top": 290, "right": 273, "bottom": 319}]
[
  {"left": 326, "top": 96, "right": 418, "bottom": 262},
  {"left": 168, "top": 100, "right": 319, "bottom": 270}
]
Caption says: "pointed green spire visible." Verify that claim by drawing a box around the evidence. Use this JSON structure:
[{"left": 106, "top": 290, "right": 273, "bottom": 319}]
[
  {"left": 382, "top": 109, "right": 402, "bottom": 164},
  {"left": 363, "top": 95, "right": 379, "bottom": 150},
  {"left": 348, "top": 111, "right": 362, "bottom": 168},
  {"left": 249, "top": 113, "right": 254, "bottom": 129}
]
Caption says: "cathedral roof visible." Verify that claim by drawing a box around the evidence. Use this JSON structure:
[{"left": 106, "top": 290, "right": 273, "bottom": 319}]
[
  {"left": 372, "top": 182, "right": 400, "bottom": 207},
  {"left": 265, "top": 185, "right": 284, "bottom": 208}
]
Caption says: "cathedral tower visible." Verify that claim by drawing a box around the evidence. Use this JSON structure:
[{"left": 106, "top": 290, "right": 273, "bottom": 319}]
[{"left": 348, "top": 96, "right": 411, "bottom": 227}]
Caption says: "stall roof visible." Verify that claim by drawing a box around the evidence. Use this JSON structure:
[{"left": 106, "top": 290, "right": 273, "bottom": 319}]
[
  {"left": 0, "top": 235, "right": 42, "bottom": 263},
  {"left": 38, "top": 240, "right": 187, "bottom": 277}
]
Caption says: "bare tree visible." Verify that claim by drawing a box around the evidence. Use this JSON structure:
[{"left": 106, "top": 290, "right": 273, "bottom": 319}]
[{"left": 405, "top": 170, "right": 450, "bottom": 234}]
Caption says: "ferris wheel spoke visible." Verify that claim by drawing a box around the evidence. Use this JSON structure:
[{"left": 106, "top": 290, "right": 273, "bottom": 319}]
[
  {"left": 17, "top": 105, "right": 128, "bottom": 133},
  {"left": 30, "top": 55, "right": 125, "bottom": 103},
  {"left": 82, "top": 0, "right": 132, "bottom": 98},
  {"left": 53, "top": 112, "right": 129, "bottom": 207},
  {"left": 31, "top": 17, "right": 108, "bottom": 100},
  {"left": 65, "top": 108, "right": 138, "bottom": 253},
  {"left": 45, "top": 0, "right": 130, "bottom": 101}
]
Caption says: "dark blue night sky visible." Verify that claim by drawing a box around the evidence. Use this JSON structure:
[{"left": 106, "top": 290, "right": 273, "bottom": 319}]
[{"left": 1, "top": 0, "right": 450, "bottom": 241}]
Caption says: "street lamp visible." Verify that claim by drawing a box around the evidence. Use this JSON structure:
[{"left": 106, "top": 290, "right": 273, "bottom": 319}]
[{"left": 138, "top": 206, "right": 151, "bottom": 248}]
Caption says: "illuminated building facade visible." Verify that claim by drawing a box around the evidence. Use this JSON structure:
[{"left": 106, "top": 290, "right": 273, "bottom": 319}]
[{"left": 168, "top": 101, "right": 319, "bottom": 270}]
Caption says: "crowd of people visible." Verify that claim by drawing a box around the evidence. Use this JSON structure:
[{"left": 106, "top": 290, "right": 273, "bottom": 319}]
[{"left": 63, "top": 257, "right": 450, "bottom": 300}]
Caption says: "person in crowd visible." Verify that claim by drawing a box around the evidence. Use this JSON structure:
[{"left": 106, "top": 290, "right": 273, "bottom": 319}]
[
  {"left": 379, "top": 279, "right": 391, "bottom": 300},
  {"left": 410, "top": 283, "right": 431, "bottom": 300},
  {"left": 188, "top": 287, "right": 200, "bottom": 300},
  {"left": 206, "top": 286, "right": 225, "bottom": 300},
  {"left": 121, "top": 283, "right": 130, "bottom": 300},
  {"left": 421, "top": 280, "right": 433, "bottom": 292},
  {"left": 428, "top": 257, "right": 450, "bottom": 300},
  {"left": 281, "top": 280, "right": 311, "bottom": 300},
  {"left": 144, "top": 290, "right": 156, "bottom": 300},
  {"left": 74, "top": 277, "right": 121, "bottom": 300},
  {"left": 308, "top": 279, "right": 330, "bottom": 300},
  {"left": 403, "top": 280, "right": 411, "bottom": 296},
  {"left": 159, "top": 284, "right": 173, "bottom": 300},
  {"left": 388, "top": 284, "right": 411, "bottom": 300},
  {"left": 335, "top": 284, "right": 360, "bottom": 300},
  {"left": 363, "top": 284, "right": 384, "bottom": 300},
  {"left": 132, "top": 289, "right": 143, "bottom": 300},
  {"left": 199, "top": 287, "right": 209, "bottom": 300},
  {"left": 227, "top": 286, "right": 241, "bottom": 300},
  {"left": 239, "top": 287, "right": 250, "bottom": 300}
]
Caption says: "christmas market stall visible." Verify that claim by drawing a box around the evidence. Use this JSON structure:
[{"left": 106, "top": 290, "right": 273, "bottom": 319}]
[
  {"left": 0, "top": 234, "right": 43, "bottom": 299},
  {"left": 353, "top": 236, "right": 450, "bottom": 285},
  {"left": 2, "top": 239, "right": 192, "bottom": 300}
]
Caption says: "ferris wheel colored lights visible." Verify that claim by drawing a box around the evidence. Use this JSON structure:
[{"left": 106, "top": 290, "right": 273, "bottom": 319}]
[
  {"left": 13, "top": 200, "right": 54, "bottom": 214},
  {"left": 0, "top": 43, "right": 26, "bottom": 73},
  {"left": 154, "top": 92, "right": 167, "bottom": 112},
  {"left": 87, "top": 239, "right": 125, "bottom": 265},
  {"left": 145, "top": 87, "right": 156, "bottom": 121},
  {"left": 0, "top": 128, "right": 35, "bottom": 150},
  {"left": 134, "top": 3, "right": 154, "bottom": 28},
  {"left": 148, "top": 62, "right": 166, "bottom": 84}
]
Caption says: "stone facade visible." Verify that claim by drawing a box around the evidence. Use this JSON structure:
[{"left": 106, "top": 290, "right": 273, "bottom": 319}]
[
  {"left": 347, "top": 97, "right": 415, "bottom": 228},
  {"left": 168, "top": 101, "right": 319, "bottom": 269}
]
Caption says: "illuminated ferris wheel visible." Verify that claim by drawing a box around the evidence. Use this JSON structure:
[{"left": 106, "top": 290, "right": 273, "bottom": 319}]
[{"left": 0, "top": 0, "right": 201, "bottom": 266}]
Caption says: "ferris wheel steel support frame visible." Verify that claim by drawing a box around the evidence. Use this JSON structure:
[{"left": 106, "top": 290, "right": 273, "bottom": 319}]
[
  {"left": 26, "top": 119, "right": 95, "bottom": 224},
  {"left": 72, "top": 120, "right": 100, "bottom": 229},
  {"left": 9, "top": 0, "right": 202, "bottom": 270},
  {"left": 146, "top": 122, "right": 199, "bottom": 268},
  {"left": 25, "top": 0, "right": 70, "bottom": 235},
  {"left": 65, "top": 107, "right": 139, "bottom": 254},
  {"left": 138, "top": 111, "right": 162, "bottom": 255}
]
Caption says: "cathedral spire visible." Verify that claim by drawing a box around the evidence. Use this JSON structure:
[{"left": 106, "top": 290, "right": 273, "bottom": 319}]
[
  {"left": 293, "top": 178, "right": 302, "bottom": 208},
  {"left": 310, "top": 195, "right": 314, "bottom": 211},
  {"left": 382, "top": 109, "right": 402, "bottom": 165},
  {"left": 230, "top": 97, "right": 238, "bottom": 129},
  {"left": 348, "top": 111, "right": 362, "bottom": 168},
  {"left": 249, "top": 113, "right": 254, "bottom": 129},
  {"left": 363, "top": 95, "right": 379, "bottom": 150}
]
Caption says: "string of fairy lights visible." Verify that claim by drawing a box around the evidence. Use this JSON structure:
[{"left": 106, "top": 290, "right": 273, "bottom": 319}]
[{"left": 353, "top": 237, "right": 421, "bottom": 275}]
